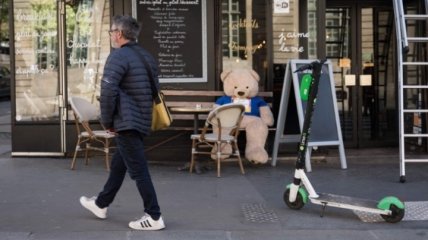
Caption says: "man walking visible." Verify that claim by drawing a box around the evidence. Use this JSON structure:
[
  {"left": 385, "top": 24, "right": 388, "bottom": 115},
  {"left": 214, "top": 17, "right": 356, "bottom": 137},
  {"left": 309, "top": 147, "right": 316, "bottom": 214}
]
[{"left": 79, "top": 15, "right": 165, "bottom": 231}]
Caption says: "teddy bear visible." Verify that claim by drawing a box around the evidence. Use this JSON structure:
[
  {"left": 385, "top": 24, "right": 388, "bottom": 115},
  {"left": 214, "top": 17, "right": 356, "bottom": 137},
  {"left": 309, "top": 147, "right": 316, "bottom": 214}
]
[{"left": 212, "top": 68, "right": 274, "bottom": 164}]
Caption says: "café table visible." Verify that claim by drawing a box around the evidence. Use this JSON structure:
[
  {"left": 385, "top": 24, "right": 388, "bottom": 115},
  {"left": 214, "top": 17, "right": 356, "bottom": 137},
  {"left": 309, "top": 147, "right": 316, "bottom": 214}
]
[
  {"left": 169, "top": 106, "right": 213, "bottom": 173},
  {"left": 169, "top": 106, "right": 212, "bottom": 134}
]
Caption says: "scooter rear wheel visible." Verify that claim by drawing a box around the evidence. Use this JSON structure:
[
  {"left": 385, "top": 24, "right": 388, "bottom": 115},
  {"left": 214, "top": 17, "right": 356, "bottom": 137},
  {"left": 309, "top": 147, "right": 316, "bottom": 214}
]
[
  {"left": 380, "top": 204, "right": 405, "bottom": 223},
  {"left": 283, "top": 188, "right": 305, "bottom": 210}
]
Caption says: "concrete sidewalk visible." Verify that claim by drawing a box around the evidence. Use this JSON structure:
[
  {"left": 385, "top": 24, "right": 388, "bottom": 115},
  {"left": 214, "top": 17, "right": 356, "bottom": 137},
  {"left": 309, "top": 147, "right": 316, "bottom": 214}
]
[
  {"left": 1, "top": 100, "right": 428, "bottom": 240},
  {"left": 0, "top": 150, "right": 428, "bottom": 240}
]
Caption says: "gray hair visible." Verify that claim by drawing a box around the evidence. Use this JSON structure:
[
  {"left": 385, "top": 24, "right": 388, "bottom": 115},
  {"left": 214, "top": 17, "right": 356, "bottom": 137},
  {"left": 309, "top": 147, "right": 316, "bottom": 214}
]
[{"left": 112, "top": 15, "right": 140, "bottom": 41}]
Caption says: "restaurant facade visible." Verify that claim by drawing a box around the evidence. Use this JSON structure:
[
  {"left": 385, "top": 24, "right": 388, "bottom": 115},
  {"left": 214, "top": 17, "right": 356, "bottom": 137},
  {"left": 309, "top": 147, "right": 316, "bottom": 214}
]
[{"left": 5, "top": 0, "right": 427, "bottom": 156}]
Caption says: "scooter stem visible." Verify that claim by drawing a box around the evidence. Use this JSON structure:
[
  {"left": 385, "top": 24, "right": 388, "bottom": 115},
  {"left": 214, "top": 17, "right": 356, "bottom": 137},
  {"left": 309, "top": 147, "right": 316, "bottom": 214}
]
[{"left": 295, "top": 60, "right": 325, "bottom": 170}]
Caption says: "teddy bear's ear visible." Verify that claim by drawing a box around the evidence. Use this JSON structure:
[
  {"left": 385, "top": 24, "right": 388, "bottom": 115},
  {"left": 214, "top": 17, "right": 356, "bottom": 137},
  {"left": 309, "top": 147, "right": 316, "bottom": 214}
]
[
  {"left": 250, "top": 69, "right": 260, "bottom": 82},
  {"left": 220, "top": 70, "right": 232, "bottom": 82}
]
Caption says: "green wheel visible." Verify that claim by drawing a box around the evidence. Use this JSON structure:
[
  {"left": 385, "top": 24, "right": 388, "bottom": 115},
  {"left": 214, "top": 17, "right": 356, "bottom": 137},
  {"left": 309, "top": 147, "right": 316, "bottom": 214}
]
[
  {"left": 283, "top": 188, "right": 305, "bottom": 210},
  {"left": 378, "top": 196, "right": 405, "bottom": 223},
  {"left": 380, "top": 204, "right": 405, "bottom": 223}
]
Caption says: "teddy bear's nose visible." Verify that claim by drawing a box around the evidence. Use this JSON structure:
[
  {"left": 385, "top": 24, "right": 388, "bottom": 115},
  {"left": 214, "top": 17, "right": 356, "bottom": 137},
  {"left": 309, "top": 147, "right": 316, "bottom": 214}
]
[{"left": 237, "top": 91, "right": 245, "bottom": 96}]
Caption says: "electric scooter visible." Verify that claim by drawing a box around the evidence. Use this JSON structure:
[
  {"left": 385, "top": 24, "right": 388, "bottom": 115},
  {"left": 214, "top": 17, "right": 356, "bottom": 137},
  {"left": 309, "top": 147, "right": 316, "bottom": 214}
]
[{"left": 284, "top": 59, "right": 405, "bottom": 223}]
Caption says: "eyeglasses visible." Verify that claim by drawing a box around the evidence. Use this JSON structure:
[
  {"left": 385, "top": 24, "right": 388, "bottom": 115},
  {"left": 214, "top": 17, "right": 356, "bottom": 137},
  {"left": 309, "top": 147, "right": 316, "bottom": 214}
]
[{"left": 108, "top": 29, "right": 119, "bottom": 36}]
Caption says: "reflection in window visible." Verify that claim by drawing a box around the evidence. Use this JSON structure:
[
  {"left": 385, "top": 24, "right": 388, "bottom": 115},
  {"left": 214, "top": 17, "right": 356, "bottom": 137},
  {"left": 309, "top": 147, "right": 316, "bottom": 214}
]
[
  {"left": 221, "top": 0, "right": 267, "bottom": 87},
  {"left": 13, "top": 0, "right": 110, "bottom": 122},
  {"left": 66, "top": 0, "right": 110, "bottom": 106},
  {"left": 14, "top": 1, "right": 59, "bottom": 121}
]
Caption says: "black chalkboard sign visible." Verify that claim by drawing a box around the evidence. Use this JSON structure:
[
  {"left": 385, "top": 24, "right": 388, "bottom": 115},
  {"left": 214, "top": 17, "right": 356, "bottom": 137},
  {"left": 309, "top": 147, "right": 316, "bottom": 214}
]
[
  {"left": 271, "top": 60, "right": 347, "bottom": 171},
  {"left": 137, "top": 1, "right": 207, "bottom": 83},
  {"left": 296, "top": 66, "right": 338, "bottom": 142}
]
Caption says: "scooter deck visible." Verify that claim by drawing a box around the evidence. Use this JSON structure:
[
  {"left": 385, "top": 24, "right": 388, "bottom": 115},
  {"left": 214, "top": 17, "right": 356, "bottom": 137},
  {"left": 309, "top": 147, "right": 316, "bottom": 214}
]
[{"left": 311, "top": 193, "right": 387, "bottom": 214}]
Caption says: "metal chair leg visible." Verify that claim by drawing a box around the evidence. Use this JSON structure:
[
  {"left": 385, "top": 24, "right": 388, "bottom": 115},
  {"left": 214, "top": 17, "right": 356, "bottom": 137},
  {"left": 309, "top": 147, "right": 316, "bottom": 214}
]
[
  {"left": 71, "top": 146, "right": 79, "bottom": 170},
  {"left": 71, "top": 137, "right": 83, "bottom": 170},
  {"left": 216, "top": 143, "right": 221, "bottom": 177},
  {"left": 234, "top": 141, "right": 245, "bottom": 175},
  {"left": 190, "top": 140, "right": 196, "bottom": 173},
  {"left": 84, "top": 143, "right": 90, "bottom": 165}
]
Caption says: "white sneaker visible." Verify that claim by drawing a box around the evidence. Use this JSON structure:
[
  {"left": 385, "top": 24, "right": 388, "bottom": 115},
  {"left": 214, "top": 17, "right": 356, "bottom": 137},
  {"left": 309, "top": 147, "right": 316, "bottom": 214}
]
[
  {"left": 129, "top": 213, "right": 165, "bottom": 230},
  {"left": 79, "top": 196, "right": 107, "bottom": 219}
]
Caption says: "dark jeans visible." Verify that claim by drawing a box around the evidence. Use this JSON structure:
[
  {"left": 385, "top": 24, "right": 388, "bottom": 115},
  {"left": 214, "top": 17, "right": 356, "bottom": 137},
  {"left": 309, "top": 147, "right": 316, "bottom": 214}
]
[{"left": 95, "top": 130, "right": 161, "bottom": 219}]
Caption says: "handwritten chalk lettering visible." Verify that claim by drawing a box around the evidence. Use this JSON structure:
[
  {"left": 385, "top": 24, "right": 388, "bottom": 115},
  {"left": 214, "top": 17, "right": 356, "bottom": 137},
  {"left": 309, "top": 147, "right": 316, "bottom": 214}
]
[
  {"left": 161, "top": 73, "right": 194, "bottom": 78},
  {"left": 75, "top": 8, "right": 102, "bottom": 23},
  {"left": 139, "top": 0, "right": 203, "bottom": 79},
  {"left": 16, "top": 65, "right": 54, "bottom": 77},
  {"left": 278, "top": 31, "right": 308, "bottom": 52},
  {"left": 158, "top": 39, "right": 170, "bottom": 44},
  {"left": 16, "top": 47, "right": 56, "bottom": 55},
  {"left": 140, "top": 0, "right": 199, "bottom": 6},
  {"left": 179, "top": 0, "right": 199, "bottom": 4},
  {"left": 287, "top": 32, "right": 309, "bottom": 38},
  {"left": 279, "top": 31, "right": 309, "bottom": 43},
  {"left": 279, "top": 43, "right": 304, "bottom": 52},
  {"left": 159, "top": 53, "right": 173, "bottom": 57},
  {"left": 174, "top": 63, "right": 186, "bottom": 67},
  {"left": 153, "top": 11, "right": 167, "bottom": 15},
  {"left": 229, "top": 41, "right": 264, "bottom": 54},
  {"left": 67, "top": 39, "right": 101, "bottom": 49},
  {"left": 15, "top": 30, "right": 38, "bottom": 39},
  {"left": 15, "top": 29, "right": 57, "bottom": 40},
  {"left": 139, "top": 0, "right": 163, "bottom": 6},
  {"left": 154, "top": 30, "right": 172, "bottom": 35},
  {"left": 230, "top": 19, "right": 259, "bottom": 29},
  {"left": 174, "top": 31, "right": 186, "bottom": 35},
  {"left": 166, "top": 0, "right": 199, "bottom": 6},
  {"left": 16, "top": 9, "right": 56, "bottom": 22},
  {"left": 69, "top": 57, "right": 105, "bottom": 68},
  {"left": 147, "top": 7, "right": 162, "bottom": 11}
]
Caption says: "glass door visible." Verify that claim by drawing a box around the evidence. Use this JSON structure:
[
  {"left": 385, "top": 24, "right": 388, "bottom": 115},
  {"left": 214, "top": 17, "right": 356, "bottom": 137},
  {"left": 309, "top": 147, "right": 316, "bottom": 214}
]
[
  {"left": 12, "top": 1, "right": 63, "bottom": 155},
  {"left": 325, "top": 1, "right": 397, "bottom": 148},
  {"left": 12, "top": 0, "right": 110, "bottom": 155}
]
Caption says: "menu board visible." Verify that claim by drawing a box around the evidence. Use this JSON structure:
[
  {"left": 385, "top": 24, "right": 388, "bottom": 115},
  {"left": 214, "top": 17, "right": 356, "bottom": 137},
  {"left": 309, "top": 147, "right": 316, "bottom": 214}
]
[{"left": 137, "top": 0, "right": 207, "bottom": 83}]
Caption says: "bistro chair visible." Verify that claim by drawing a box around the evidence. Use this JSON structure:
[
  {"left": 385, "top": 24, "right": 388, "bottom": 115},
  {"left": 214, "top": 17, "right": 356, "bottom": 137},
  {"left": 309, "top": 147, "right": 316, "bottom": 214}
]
[
  {"left": 190, "top": 103, "right": 245, "bottom": 177},
  {"left": 69, "top": 96, "right": 116, "bottom": 171}
]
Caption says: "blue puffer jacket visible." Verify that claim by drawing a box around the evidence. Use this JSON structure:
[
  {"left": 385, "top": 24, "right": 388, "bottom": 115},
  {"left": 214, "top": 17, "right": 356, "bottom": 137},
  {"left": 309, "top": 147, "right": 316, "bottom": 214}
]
[{"left": 100, "top": 41, "right": 159, "bottom": 136}]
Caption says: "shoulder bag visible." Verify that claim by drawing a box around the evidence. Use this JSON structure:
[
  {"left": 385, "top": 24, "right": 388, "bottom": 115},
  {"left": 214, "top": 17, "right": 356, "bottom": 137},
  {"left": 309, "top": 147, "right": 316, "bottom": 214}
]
[{"left": 129, "top": 45, "right": 173, "bottom": 131}]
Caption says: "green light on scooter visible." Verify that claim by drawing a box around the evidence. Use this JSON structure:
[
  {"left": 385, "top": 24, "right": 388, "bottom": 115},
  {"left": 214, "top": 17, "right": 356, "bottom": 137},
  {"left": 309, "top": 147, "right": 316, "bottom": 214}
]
[{"left": 300, "top": 73, "right": 313, "bottom": 101}]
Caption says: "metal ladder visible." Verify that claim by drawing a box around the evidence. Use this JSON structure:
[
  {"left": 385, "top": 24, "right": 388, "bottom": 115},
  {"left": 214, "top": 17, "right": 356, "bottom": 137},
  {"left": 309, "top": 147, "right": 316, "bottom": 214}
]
[{"left": 393, "top": 0, "right": 428, "bottom": 183}]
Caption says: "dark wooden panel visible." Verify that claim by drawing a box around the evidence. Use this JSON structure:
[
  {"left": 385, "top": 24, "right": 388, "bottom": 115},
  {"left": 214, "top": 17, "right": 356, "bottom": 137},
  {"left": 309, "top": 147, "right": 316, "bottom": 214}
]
[{"left": 12, "top": 124, "right": 62, "bottom": 152}]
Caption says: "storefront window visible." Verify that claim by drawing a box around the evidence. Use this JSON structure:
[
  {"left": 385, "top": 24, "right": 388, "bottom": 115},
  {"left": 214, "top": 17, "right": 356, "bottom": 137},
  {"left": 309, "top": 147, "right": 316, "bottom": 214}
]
[
  {"left": 13, "top": 0, "right": 110, "bottom": 122},
  {"left": 221, "top": 0, "right": 267, "bottom": 85},
  {"left": 66, "top": 0, "right": 110, "bottom": 105},
  {"left": 14, "top": 0, "right": 59, "bottom": 121}
]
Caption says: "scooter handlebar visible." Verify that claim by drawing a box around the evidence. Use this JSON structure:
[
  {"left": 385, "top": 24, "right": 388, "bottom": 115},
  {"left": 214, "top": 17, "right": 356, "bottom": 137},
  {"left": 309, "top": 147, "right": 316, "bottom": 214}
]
[{"left": 294, "top": 59, "right": 327, "bottom": 73}]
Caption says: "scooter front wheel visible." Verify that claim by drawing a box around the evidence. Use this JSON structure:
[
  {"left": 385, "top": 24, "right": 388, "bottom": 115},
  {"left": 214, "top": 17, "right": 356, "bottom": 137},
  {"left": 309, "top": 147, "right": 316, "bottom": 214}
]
[
  {"left": 283, "top": 188, "right": 305, "bottom": 210},
  {"left": 380, "top": 204, "right": 405, "bottom": 223}
]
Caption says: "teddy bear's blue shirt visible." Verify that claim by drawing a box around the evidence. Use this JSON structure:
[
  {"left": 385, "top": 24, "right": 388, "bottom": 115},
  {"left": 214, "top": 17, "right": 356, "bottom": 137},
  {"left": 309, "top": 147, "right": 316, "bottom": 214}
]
[{"left": 215, "top": 96, "right": 268, "bottom": 117}]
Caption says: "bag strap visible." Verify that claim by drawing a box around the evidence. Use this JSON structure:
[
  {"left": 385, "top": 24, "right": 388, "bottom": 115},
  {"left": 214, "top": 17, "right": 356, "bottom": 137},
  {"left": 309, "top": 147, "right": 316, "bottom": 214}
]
[{"left": 127, "top": 45, "right": 159, "bottom": 98}]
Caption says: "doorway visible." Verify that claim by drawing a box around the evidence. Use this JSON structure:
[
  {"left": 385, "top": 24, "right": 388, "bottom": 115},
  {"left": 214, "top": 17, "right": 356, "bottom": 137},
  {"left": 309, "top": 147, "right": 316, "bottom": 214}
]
[
  {"left": 325, "top": 0, "right": 397, "bottom": 148},
  {"left": 11, "top": 0, "right": 111, "bottom": 155}
]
